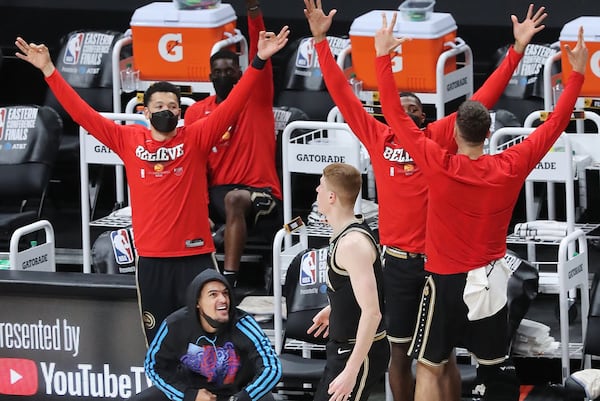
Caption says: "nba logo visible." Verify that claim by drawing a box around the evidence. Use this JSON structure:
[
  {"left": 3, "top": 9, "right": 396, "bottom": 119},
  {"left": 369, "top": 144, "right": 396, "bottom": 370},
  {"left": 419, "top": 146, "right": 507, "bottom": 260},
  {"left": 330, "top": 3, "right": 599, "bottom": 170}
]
[
  {"left": 295, "top": 38, "right": 315, "bottom": 68},
  {"left": 63, "top": 33, "right": 85, "bottom": 65},
  {"left": 110, "top": 229, "right": 134, "bottom": 265},
  {"left": 0, "top": 108, "right": 6, "bottom": 141},
  {"left": 299, "top": 251, "right": 317, "bottom": 286}
]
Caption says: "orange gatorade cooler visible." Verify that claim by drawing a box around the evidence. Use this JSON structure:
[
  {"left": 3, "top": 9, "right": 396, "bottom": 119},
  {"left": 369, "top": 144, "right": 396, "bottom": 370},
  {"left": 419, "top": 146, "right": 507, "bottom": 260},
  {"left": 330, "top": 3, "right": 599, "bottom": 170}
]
[
  {"left": 130, "top": 2, "right": 237, "bottom": 82},
  {"left": 560, "top": 16, "right": 600, "bottom": 96},
  {"left": 349, "top": 10, "right": 457, "bottom": 92}
]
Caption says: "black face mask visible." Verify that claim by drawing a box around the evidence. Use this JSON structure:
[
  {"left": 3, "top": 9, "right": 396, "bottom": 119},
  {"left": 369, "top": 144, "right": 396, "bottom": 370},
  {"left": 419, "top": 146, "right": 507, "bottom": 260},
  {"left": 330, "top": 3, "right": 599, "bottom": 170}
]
[
  {"left": 150, "top": 110, "right": 178, "bottom": 133},
  {"left": 201, "top": 310, "right": 228, "bottom": 332},
  {"left": 211, "top": 76, "right": 238, "bottom": 102},
  {"left": 408, "top": 112, "right": 423, "bottom": 128}
]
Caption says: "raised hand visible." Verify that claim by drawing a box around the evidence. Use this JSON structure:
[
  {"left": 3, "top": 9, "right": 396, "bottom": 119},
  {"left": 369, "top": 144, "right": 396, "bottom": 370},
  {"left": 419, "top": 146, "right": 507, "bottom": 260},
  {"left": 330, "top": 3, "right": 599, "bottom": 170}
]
[
  {"left": 511, "top": 4, "right": 547, "bottom": 53},
  {"left": 374, "top": 12, "right": 409, "bottom": 57},
  {"left": 565, "top": 26, "right": 588, "bottom": 75},
  {"left": 303, "top": 0, "right": 337, "bottom": 42},
  {"left": 257, "top": 25, "right": 290, "bottom": 60},
  {"left": 15, "top": 37, "right": 55, "bottom": 77}
]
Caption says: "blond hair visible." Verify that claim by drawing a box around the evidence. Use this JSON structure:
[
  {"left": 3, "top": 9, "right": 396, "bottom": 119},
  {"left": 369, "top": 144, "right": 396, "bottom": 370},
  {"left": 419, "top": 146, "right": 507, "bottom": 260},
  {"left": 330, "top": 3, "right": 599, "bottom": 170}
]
[{"left": 323, "top": 163, "right": 361, "bottom": 207}]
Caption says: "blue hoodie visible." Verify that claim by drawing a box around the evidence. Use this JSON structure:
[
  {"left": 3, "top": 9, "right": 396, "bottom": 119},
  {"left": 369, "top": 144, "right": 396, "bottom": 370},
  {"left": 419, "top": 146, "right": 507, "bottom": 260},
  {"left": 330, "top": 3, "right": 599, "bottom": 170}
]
[{"left": 145, "top": 270, "right": 281, "bottom": 401}]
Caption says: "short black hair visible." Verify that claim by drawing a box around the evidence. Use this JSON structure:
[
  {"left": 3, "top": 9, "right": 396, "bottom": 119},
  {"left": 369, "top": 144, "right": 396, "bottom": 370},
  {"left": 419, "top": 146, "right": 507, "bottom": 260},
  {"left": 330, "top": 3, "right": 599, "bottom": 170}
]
[
  {"left": 456, "top": 100, "right": 491, "bottom": 144},
  {"left": 210, "top": 49, "right": 239, "bottom": 68},
  {"left": 399, "top": 91, "right": 423, "bottom": 109},
  {"left": 144, "top": 81, "right": 181, "bottom": 107}
]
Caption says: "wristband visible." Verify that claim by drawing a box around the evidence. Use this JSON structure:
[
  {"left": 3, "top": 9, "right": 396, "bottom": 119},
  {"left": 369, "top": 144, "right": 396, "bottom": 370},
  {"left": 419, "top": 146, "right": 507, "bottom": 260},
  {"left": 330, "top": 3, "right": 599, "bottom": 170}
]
[{"left": 251, "top": 54, "right": 267, "bottom": 70}]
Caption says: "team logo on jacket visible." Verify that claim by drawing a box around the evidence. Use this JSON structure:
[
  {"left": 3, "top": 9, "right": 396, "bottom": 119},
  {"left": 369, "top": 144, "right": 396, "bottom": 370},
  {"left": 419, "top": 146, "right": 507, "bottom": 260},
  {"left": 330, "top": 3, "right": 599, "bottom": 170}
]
[
  {"left": 383, "top": 144, "right": 419, "bottom": 176},
  {"left": 135, "top": 143, "right": 184, "bottom": 162},
  {"left": 382, "top": 145, "right": 414, "bottom": 163}
]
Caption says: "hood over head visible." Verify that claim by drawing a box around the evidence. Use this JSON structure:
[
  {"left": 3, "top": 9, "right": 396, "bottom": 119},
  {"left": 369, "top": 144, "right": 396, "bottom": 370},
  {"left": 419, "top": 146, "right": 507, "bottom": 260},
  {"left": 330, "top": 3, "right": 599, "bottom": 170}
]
[{"left": 186, "top": 269, "right": 236, "bottom": 329}]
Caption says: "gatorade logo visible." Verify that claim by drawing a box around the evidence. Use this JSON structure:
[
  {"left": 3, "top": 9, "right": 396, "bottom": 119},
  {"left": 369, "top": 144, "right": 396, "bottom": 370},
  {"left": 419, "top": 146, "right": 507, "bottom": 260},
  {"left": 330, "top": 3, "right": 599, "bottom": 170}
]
[
  {"left": 0, "top": 358, "right": 38, "bottom": 396},
  {"left": 158, "top": 33, "right": 183, "bottom": 62},
  {"left": 391, "top": 44, "right": 403, "bottom": 73},
  {"left": 591, "top": 50, "right": 600, "bottom": 78}
]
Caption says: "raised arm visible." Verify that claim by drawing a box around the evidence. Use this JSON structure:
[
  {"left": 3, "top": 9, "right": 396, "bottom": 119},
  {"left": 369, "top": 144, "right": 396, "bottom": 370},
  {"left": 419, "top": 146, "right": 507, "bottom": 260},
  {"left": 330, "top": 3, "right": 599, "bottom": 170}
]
[
  {"left": 374, "top": 13, "right": 450, "bottom": 174},
  {"left": 15, "top": 37, "right": 127, "bottom": 151},
  {"left": 304, "top": 0, "right": 387, "bottom": 147},
  {"left": 516, "top": 26, "right": 587, "bottom": 170},
  {"left": 471, "top": 4, "right": 547, "bottom": 107},
  {"left": 512, "top": 4, "right": 547, "bottom": 54},
  {"left": 188, "top": 26, "right": 289, "bottom": 147},
  {"left": 246, "top": 0, "right": 273, "bottom": 104}
]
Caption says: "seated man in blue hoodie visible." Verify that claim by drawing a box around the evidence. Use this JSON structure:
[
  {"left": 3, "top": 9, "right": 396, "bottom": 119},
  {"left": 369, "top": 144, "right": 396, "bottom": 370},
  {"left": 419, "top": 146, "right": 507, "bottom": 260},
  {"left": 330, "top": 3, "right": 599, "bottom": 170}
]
[{"left": 130, "top": 269, "right": 282, "bottom": 401}]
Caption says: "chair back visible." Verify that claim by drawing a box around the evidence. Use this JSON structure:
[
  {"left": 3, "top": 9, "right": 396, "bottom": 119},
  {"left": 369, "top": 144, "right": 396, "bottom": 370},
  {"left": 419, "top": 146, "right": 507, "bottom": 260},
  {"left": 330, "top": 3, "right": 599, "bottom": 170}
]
[
  {"left": 583, "top": 275, "right": 600, "bottom": 356},
  {"left": 91, "top": 227, "right": 136, "bottom": 274},
  {"left": 43, "top": 30, "right": 124, "bottom": 154},
  {"left": 273, "top": 106, "right": 309, "bottom": 183},
  {"left": 275, "top": 36, "right": 350, "bottom": 121},
  {"left": 282, "top": 246, "right": 330, "bottom": 345},
  {"left": 0, "top": 105, "right": 62, "bottom": 235}
]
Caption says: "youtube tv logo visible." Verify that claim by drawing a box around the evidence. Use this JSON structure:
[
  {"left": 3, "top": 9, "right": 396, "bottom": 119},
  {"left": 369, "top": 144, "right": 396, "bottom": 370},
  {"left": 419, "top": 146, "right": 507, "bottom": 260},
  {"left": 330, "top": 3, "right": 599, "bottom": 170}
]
[{"left": 0, "top": 358, "right": 38, "bottom": 396}]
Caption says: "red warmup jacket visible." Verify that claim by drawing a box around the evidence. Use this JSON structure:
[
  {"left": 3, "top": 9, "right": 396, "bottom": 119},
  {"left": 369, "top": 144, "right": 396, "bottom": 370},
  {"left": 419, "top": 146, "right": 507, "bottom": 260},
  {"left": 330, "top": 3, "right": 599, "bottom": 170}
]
[
  {"left": 316, "top": 40, "right": 523, "bottom": 253},
  {"left": 46, "top": 62, "right": 265, "bottom": 257},
  {"left": 376, "top": 54, "right": 584, "bottom": 274},
  {"left": 184, "top": 11, "right": 281, "bottom": 200}
]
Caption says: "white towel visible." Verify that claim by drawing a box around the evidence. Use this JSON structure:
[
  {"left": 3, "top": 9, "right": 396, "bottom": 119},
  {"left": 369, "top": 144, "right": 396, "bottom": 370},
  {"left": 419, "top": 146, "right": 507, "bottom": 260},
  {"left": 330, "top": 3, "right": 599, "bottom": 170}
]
[
  {"left": 514, "top": 220, "right": 568, "bottom": 240},
  {"left": 463, "top": 258, "right": 511, "bottom": 321},
  {"left": 571, "top": 369, "right": 600, "bottom": 399}
]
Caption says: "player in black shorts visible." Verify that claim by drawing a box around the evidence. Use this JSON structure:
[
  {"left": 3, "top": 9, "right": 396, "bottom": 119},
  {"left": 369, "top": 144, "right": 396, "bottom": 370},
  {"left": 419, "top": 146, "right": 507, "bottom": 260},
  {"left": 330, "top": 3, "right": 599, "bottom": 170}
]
[{"left": 308, "top": 163, "right": 389, "bottom": 401}]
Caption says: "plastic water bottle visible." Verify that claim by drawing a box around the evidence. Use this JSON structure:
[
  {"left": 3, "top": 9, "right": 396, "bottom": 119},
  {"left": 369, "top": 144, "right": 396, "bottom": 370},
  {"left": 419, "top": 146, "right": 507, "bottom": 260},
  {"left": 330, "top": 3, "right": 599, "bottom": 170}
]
[
  {"left": 120, "top": 63, "right": 139, "bottom": 93},
  {"left": 348, "top": 74, "right": 363, "bottom": 98},
  {"left": 552, "top": 79, "right": 563, "bottom": 108}
]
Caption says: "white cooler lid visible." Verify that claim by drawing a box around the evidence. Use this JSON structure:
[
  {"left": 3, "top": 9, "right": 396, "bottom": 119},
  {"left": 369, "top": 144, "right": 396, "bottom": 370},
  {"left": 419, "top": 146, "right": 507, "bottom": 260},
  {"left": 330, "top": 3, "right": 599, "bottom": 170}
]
[
  {"left": 350, "top": 10, "right": 456, "bottom": 39},
  {"left": 131, "top": 2, "right": 236, "bottom": 28},
  {"left": 560, "top": 16, "right": 600, "bottom": 41}
]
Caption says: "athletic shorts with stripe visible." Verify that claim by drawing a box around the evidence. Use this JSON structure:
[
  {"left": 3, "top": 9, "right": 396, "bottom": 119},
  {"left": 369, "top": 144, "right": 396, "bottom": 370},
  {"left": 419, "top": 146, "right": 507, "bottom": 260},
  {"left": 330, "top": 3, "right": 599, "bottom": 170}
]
[
  {"left": 409, "top": 272, "right": 509, "bottom": 366},
  {"left": 382, "top": 249, "right": 427, "bottom": 343},
  {"left": 136, "top": 253, "right": 217, "bottom": 345},
  {"left": 314, "top": 334, "right": 390, "bottom": 401},
  {"left": 209, "top": 184, "right": 282, "bottom": 233}
]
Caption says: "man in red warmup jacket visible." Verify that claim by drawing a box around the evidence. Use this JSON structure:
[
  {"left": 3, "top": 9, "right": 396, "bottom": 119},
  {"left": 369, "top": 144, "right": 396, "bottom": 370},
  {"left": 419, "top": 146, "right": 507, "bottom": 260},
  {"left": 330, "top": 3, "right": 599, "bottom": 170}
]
[
  {"left": 185, "top": 0, "right": 282, "bottom": 288},
  {"left": 303, "top": 1, "right": 547, "bottom": 400},
  {"left": 375, "top": 12, "right": 587, "bottom": 401},
  {"left": 15, "top": 25, "right": 289, "bottom": 344}
]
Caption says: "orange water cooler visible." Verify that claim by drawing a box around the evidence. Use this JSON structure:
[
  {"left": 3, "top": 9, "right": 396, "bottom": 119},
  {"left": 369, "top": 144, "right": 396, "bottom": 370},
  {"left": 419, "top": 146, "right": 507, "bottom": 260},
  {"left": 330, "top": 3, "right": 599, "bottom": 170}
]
[{"left": 130, "top": 2, "right": 237, "bottom": 82}]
